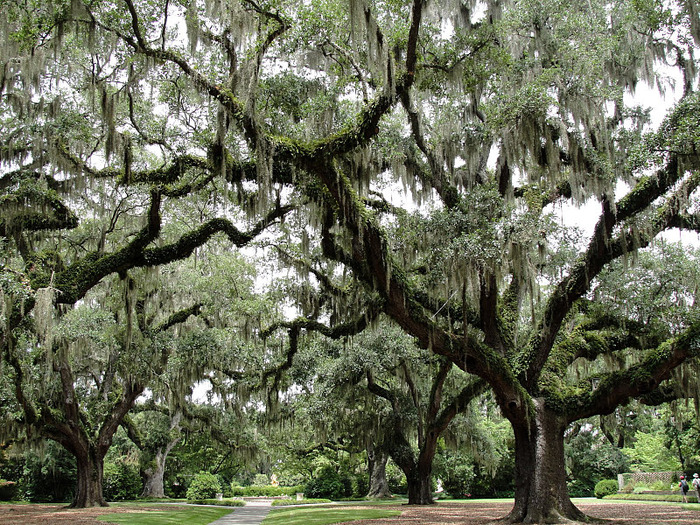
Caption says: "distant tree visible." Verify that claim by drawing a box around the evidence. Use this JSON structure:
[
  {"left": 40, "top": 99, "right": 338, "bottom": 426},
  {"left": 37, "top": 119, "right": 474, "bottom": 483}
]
[
  {"left": 123, "top": 405, "right": 183, "bottom": 499},
  {"left": 564, "top": 419, "right": 629, "bottom": 495},
  {"left": 284, "top": 323, "right": 486, "bottom": 504},
  {"left": 622, "top": 429, "right": 682, "bottom": 472},
  {"left": 662, "top": 402, "right": 700, "bottom": 473},
  {"left": 0, "top": 269, "right": 209, "bottom": 507}
]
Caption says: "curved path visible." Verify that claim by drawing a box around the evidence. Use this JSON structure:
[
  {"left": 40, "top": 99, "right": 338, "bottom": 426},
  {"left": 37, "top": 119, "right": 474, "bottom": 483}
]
[{"left": 207, "top": 499, "right": 272, "bottom": 525}]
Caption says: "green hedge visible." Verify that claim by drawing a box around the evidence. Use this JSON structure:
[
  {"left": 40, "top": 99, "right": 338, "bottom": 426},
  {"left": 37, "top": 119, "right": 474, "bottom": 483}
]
[
  {"left": 271, "top": 498, "right": 333, "bottom": 506},
  {"left": 187, "top": 498, "right": 245, "bottom": 506},
  {"left": 0, "top": 480, "right": 19, "bottom": 501},
  {"left": 603, "top": 493, "right": 696, "bottom": 503},
  {"left": 230, "top": 485, "right": 303, "bottom": 497}
]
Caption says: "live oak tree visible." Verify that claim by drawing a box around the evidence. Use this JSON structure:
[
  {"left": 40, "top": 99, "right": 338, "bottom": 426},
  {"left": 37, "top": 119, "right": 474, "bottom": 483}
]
[
  {"left": 303, "top": 322, "right": 487, "bottom": 504},
  {"left": 126, "top": 404, "right": 184, "bottom": 499},
  {"left": 254, "top": 328, "right": 390, "bottom": 498},
  {"left": 2, "top": 0, "right": 700, "bottom": 522},
  {"left": 366, "top": 366, "right": 486, "bottom": 505},
  {"left": 0, "top": 268, "right": 209, "bottom": 507},
  {"left": 0, "top": 0, "right": 289, "bottom": 508},
  {"left": 265, "top": 1, "right": 700, "bottom": 521}
]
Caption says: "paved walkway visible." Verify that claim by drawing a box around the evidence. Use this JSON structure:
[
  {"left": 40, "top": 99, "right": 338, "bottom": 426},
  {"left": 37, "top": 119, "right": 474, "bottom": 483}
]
[{"left": 207, "top": 499, "right": 273, "bottom": 525}]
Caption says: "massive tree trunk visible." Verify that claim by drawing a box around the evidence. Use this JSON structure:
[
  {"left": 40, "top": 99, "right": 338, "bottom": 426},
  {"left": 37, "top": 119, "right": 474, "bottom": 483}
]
[
  {"left": 71, "top": 444, "right": 108, "bottom": 508},
  {"left": 390, "top": 430, "right": 439, "bottom": 505},
  {"left": 406, "top": 469, "right": 434, "bottom": 505},
  {"left": 367, "top": 444, "right": 392, "bottom": 498},
  {"left": 141, "top": 450, "right": 167, "bottom": 499},
  {"left": 405, "top": 461, "right": 435, "bottom": 505},
  {"left": 141, "top": 432, "right": 181, "bottom": 498},
  {"left": 506, "top": 400, "right": 587, "bottom": 524},
  {"left": 139, "top": 410, "right": 182, "bottom": 498}
]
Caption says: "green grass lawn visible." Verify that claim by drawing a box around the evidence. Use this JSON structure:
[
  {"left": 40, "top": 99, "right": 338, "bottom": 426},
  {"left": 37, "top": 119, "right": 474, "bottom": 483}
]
[
  {"left": 262, "top": 505, "right": 401, "bottom": 525},
  {"left": 96, "top": 504, "right": 233, "bottom": 525}
]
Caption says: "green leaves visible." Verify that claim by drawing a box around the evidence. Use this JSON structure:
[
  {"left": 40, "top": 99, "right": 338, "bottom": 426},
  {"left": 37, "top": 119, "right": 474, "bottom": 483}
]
[{"left": 622, "top": 429, "right": 682, "bottom": 471}]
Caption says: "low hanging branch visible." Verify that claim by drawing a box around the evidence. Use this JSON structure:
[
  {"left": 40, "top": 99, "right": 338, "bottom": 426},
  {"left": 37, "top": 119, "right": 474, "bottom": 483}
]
[{"left": 521, "top": 156, "right": 698, "bottom": 388}]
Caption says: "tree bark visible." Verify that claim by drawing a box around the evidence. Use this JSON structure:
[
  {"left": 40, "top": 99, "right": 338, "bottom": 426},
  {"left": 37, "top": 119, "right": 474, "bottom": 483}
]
[
  {"left": 406, "top": 469, "right": 434, "bottom": 505},
  {"left": 367, "top": 445, "right": 392, "bottom": 499},
  {"left": 506, "top": 399, "right": 587, "bottom": 524},
  {"left": 140, "top": 449, "right": 167, "bottom": 499},
  {"left": 71, "top": 445, "right": 108, "bottom": 508},
  {"left": 141, "top": 431, "right": 181, "bottom": 498},
  {"left": 390, "top": 430, "right": 438, "bottom": 505}
]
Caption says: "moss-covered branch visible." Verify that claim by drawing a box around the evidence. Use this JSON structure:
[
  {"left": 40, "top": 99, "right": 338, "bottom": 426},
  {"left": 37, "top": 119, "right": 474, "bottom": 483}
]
[
  {"left": 44, "top": 200, "right": 291, "bottom": 305},
  {"left": 432, "top": 377, "right": 488, "bottom": 435},
  {"left": 521, "top": 157, "right": 697, "bottom": 388},
  {"left": 0, "top": 178, "right": 79, "bottom": 236},
  {"left": 564, "top": 321, "right": 700, "bottom": 422}
]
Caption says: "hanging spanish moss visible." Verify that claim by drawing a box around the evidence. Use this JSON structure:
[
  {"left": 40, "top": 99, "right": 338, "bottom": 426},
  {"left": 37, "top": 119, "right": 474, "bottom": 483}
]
[
  {"left": 348, "top": 0, "right": 390, "bottom": 90},
  {"left": 185, "top": 0, "right": 201, "bottom": 54},
  {"left": 34, "top": 287, "right": 55, "bottom": 371},
  {"left": 672, "top": 362, "right": 700, "bottom": 419}
]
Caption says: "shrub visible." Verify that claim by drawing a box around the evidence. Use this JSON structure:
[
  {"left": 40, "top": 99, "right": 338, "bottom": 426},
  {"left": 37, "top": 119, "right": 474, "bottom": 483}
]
[
  {"left": 594, "top": 479, "right": 618, "bottom": 499},
  {"left": 271, "top": 498, "right": 332, "bottom": 506},
  {"left": 187, "top": 498, "right": 245, "bottom": 506},
  {"left": 230, "top": 485, "right": 300, "bottom": 497},
  {"left": 650, "top": 480, "right": 669, "bottom": 491},
  {"left": 252, "top": 474, "right": 269, "bottom": 486},
  {"left": 351, "top": 473, "right": 369, "bottom": 498},
  {"left": 567, "top": 479, "right": 593, "bottom": 498},
  {"left": 186, "top": 472, "right": 222, "bottom": 501},
  {"left": 103, "top": 459, "right": 141, "bottom": 501},
  {"left": 305, "top": 466, "right": 349, "bottom": 500},
  {"left": 0, "top": 480, "right": 19, "bottom": 501}
]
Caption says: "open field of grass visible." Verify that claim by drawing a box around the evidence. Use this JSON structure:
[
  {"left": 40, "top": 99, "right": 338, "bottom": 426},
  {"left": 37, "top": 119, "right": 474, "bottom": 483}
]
[
  {"left": 95, "top": 504, "right": 233, "bottom": 525},
  {"left": 262, "top": 505, "right": 401, "bottom": 525}
]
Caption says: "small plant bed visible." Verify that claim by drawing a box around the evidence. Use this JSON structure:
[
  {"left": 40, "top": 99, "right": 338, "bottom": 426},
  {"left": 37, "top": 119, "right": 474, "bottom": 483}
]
[
  {"left": 271, "top": 498, "right": 333, "bottom": 506},
  {"left": 231, "top": 485, "right": 303, "bottom": 497},
  {"left": 187, "top": 498, "right": 246, "bottom": 506}
]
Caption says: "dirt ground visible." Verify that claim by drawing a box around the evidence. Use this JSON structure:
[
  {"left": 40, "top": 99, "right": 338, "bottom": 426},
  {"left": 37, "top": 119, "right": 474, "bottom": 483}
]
[
  {"left": 0, "top": 503, "right": 165, "bottom": 524},
  {"left": 1, "top": 500, "right": 699, "bottom": 525},
  {"left": 346, "top": 500, "right": 700, "bottom": 524}
]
